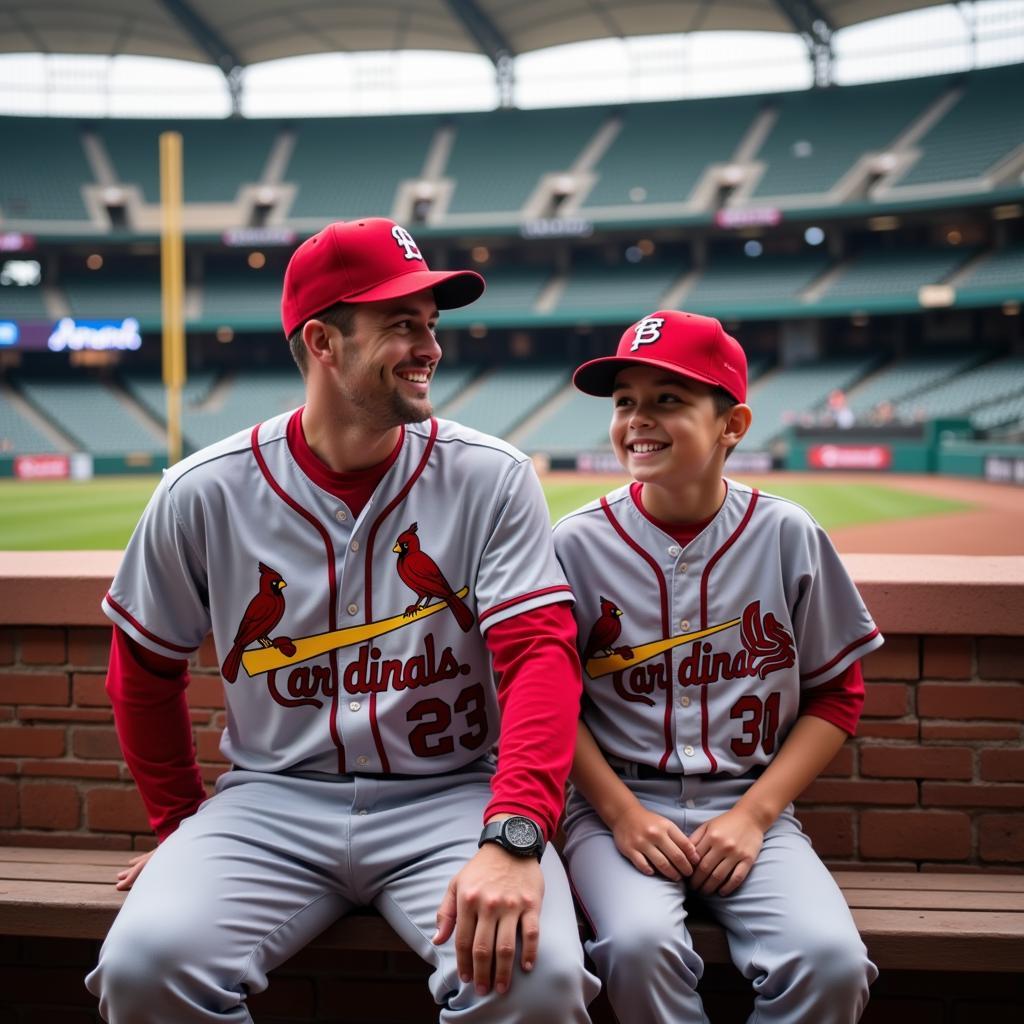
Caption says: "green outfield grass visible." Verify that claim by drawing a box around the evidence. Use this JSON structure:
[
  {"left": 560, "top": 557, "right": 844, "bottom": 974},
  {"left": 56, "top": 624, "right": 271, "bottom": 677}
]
[
  {"left": 544, "top": 477, "right": 972, "bottom": 528},
  {"left": 0, "top": 474, "right": 972, "bottom": 550}
]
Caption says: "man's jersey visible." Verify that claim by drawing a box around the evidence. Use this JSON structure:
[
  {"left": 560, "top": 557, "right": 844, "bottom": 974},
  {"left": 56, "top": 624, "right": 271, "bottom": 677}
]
[
  {"left": 103, "top": 412, "right": 572, "bottom": 776},
  {"left": 552, "top": 480, "right": 883, "bottom": 775}
]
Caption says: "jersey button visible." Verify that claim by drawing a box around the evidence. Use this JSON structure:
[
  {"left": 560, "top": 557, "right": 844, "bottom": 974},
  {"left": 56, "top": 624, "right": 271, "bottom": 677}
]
[
  {"left": 680, "top": 562, "right": 688, "bottom": 573},
  {"left": 356, "top": 755, "right": 369, "bottom": 766},
  {"left": 679, "top": 695, "right": 691, "bottom": 708},
  {"left": 350, "top": 541, "right": 360, "bottom": 552},
  {"left": 347, "top": 603, "right": 359, "bottom": 615},
  {"left": 668, "top": 545, "right": 681, "bottom": 557},
  {"left": 683, "top": 745, "right": 695, "bottom": 757},
  {"left": 349, "top": 701, "right": 361, "bottom": 712},
  {"left": 680, "top": 619, "right": 690, "bottom": 631},
  {"left": 335, "top": 508, "right": 348, "bottom": 522},
  {"left": 357, "top": 809, "right": 368, "bottom": 816}
]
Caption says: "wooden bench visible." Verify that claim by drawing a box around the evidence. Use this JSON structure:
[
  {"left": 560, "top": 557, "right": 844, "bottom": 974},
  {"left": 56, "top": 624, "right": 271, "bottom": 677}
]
[{"left": 2, "top": 847, "right": 1022, "bottom": 974}]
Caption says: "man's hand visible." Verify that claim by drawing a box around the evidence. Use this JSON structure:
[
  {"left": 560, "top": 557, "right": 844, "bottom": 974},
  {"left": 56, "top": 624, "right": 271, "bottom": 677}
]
[
  {"left": 611, "top": 803, "right": 700, "bottom": 880},
  {"left": 688, "top": 806, "right": 765, "bottom": 897},
  {"left": 432, "top": 843, "right": 544, "bottom": 996},
  {"left": 115, "top": 849, "right": 156, "bottom": 891}
]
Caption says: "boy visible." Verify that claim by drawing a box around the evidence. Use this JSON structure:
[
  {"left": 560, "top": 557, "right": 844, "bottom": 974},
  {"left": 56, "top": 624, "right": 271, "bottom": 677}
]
[{"left": 552, "top": 310, "right": 883, "bottom": 1023}]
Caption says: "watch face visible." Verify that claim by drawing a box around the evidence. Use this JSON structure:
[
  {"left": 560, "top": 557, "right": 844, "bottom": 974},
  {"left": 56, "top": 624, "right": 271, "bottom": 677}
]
[{"left": 504, "top": 817, "right": 539, "bottom": 850}]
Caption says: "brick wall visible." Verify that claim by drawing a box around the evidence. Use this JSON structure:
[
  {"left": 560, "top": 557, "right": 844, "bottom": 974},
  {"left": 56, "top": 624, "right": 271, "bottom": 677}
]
[
  {"left": 1, "top": 622, "right": 1021, "bottom": 868},
  {"left": 1, "top": 552, "right": 1022, "bottom": 1022}
]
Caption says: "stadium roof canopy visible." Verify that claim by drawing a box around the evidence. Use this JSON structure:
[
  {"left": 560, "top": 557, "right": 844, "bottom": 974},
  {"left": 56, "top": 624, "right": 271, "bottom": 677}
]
[{"left": 0, "top": 0, "right": 951, "bottom": 106}]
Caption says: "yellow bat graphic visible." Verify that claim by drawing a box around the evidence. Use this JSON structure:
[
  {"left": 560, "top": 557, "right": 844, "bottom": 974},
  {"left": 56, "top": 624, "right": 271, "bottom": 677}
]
[
  {"left": 585, "top": 617, "right": 741, "bottom": 680},
  {"left": 240, "top": 587, "right": 470, "bottom": 677}
]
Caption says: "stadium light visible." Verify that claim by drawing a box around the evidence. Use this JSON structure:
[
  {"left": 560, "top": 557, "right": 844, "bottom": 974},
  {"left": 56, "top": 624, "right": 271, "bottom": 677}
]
[{"left": 918, "top": 284, "right": 955, "bottom": 308}]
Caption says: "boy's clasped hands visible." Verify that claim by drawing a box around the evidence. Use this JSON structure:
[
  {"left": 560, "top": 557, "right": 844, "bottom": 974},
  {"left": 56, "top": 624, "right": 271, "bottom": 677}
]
[{"left": 610, "top": 800, "right": 766, "bottom": 897}]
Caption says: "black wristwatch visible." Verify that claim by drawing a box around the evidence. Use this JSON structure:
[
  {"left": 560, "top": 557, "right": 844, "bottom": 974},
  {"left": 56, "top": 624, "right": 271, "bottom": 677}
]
[{"left": 479, "top": 815, "right": 545, "bottom": 861}]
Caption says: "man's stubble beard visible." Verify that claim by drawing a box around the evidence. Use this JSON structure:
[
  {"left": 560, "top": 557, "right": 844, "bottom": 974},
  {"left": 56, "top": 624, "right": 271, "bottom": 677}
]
[{"left": 339, "top": 339, "right": 434, "bottom": 429}]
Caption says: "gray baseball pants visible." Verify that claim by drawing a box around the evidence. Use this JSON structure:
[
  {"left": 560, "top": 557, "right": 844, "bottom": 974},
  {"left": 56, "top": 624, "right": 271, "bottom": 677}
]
[
  {"left": 86, "top": 761, "right": 599, "bottom": 1022},
  {"left": 563, "top": 767, "right": 876, "bottom": 1024}
]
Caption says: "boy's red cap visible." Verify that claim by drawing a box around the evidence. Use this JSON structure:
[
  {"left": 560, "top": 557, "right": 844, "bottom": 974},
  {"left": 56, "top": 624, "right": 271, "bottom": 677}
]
[
  {"left": 573, "top": 310, "right": 747, "bottom": 403},
  {"left": 281, "top": 218, "right": 485, "bottom": 337}
]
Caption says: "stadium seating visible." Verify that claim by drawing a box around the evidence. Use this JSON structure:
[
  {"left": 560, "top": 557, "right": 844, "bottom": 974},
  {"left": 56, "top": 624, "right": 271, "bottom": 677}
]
[
  {"left": 742, "top": 357, "right": 878, "bottom": 450},
  {"left": 16, "top": 378, "right": 165, "bottom": 455},
  {"left": 444, "top": 107, "right": 606, "bottom": 215},
  {"left": 0, "top": 389, "right": 62, "bottom": 453},
  {"left": 894, "top": 355, "right": 1024, "bottom": 423},
  {"left": 178, "top": 370, "right": 305, "bottom": 450},
  {"left": 0, "top": 117, "right": 93, "bottom": 221},
  {"left": 428, "top": 365, "right": 479, "bottom": 412},
  {"left": 971, "top": 392, "right": 1024, "bottom": 433},
  {"left": 0, "top": 284, "right": 48, "bottom": 319},
  {"left": 896, "top": 65, "right": 1024, "bottom": 187},
  {"left": 954, "top": 244, "right": 1024, "bottom": 305},
  {"left": 121, "top": 372, "right": 218, "bottom": 429},
  {"left": 440, "top": 267, "right": 553, "bottom": 328},
  {"left": 61, "top": 274, "right": 162, "bottom": 326},
  {"left": 445, "top": 365, "right": 567, "bottom": 438},
  {"left": 751, "top": 77, "right": 947, "bottom": 198},
  {"left": 815, "top": 246, "right": 973, "bottom": 308},
  {"left": 683, "top": 253, "right": 828, "bottom": 317},
  {"left": 582, "top": 95, "right": 761, "bottom": 208},
  {"left": 96, "top": 120, "right": 279, "bottom": 202},
  {"left": 200, "top": 274, "right": 285, "bottom": 329},
  {"left": 285, "top": 116, "right": 438, "bottom": 220},
  {"left": 552, "top": 260, "right": 682, "bottom": 323},
  {"left": 515, "top": 386, "right": 614, "bottom": 454},
  {"left": 846, "top": 351, "right": 986, "bottom": 418}
]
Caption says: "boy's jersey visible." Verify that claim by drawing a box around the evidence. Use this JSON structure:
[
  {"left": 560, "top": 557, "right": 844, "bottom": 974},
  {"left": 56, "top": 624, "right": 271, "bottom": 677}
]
[
  {"left": 553, "top": 480, "right": 883, "bottom": 775},
  {"left": 103, "top": 412, "right": 572, "bottom": 777}
]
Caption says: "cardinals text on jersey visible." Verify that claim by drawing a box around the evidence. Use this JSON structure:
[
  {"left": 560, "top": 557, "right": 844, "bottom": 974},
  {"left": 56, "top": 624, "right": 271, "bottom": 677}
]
[
  {"left": 103, "top": 411, "right": 572, "bottom": 778},
  {"left": 553, "top": 480, "right": 883, "bottom": 776}
]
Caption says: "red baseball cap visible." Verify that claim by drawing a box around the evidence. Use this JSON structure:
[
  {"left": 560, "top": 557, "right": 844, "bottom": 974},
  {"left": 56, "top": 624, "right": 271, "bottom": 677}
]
[
  {"left": 573, "top": 310, "right": 747, "bottom": 403},
  {"left": 281, "top": 218, "right": 485, "bottom": 337}
]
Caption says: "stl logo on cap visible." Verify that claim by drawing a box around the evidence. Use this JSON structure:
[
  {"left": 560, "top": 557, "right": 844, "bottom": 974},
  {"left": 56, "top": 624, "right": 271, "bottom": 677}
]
[
  {"left": 392, "top": 225, "right": 423, "bottom": 262},
  {"left": 630, "top": 316, "right": 665, "bottom": 351}
]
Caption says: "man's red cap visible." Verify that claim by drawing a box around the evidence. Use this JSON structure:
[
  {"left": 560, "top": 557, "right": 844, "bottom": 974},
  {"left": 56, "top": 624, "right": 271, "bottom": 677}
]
[
  {"left": 573, "top": 310, "right": 747, "bottom": 403},
  {"left": 281, "top": 218, "right": 485, "bottom": 337}
]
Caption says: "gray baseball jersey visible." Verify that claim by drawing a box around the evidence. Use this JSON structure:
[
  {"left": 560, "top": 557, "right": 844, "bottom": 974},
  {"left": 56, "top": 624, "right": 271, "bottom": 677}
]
[
  {"left": 553, "top": 479, "right": 883, "bottom": 775},
  {"left": 103, "top": 412, "right": 572, "bottom": 777}
]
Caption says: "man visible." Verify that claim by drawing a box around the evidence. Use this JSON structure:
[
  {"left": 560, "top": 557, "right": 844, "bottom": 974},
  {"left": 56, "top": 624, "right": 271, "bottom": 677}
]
[{"left": 86, "top": 218, "right": 598, "bottom": 1022}]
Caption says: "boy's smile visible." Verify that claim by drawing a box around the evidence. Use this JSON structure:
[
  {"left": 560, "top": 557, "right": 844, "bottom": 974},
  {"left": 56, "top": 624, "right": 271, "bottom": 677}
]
[{"left": 611, "top": 366, "right": 725, "bottom": 484}]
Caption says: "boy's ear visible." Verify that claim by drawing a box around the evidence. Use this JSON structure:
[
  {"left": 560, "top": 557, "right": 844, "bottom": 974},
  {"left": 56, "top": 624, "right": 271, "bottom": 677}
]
[{"left": 721, "top": 404, "right": 753, "bottom": 451}]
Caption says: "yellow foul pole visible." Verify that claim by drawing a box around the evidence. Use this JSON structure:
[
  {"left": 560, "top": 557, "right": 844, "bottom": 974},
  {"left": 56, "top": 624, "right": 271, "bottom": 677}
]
[{"left": 159, "top": 131, "right": 186, "bottom": 466}]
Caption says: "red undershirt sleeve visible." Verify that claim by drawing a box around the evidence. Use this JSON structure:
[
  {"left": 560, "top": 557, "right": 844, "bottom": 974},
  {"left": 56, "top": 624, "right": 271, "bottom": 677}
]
[
  {"left": 799, "top": 659, "right": 864, "bottom": 737},
  {"left": 106, "top": 626, "right": 208, "bottom": 842},
  {"left": 483, "top": 601, "right": 582, "bottom": 842}
]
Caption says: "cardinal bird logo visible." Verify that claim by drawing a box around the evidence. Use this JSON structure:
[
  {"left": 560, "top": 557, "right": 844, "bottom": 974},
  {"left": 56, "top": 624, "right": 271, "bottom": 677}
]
[
  {"left": 221, "top": 562, "right": 297, "bottom": 683},
  {"left": 393, "top": 522, "right": 475, "bottom": 632},
  {"left": 582, "top": 597, "right": 634, "bottom": 663}
]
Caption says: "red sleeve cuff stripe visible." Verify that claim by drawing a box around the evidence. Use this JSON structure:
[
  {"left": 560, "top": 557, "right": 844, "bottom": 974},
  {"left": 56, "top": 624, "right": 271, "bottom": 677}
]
[
  {"left": 104, "top": 592, "right": 196, "bottom": 654},
  {"left": 801, "top": 628, "right": 880, "bottom": 682},
  {"left": 478, "top": 585, "right": 573, "bottom": 625}
]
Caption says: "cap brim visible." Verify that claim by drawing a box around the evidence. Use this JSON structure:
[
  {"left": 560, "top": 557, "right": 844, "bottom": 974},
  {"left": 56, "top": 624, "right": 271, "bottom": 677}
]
[
  {"left": 573, "top": 355, "right": 733, "bottom": 398},
  {"left": 346, "top": 268, "right": 485, "bottom": 309}
]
